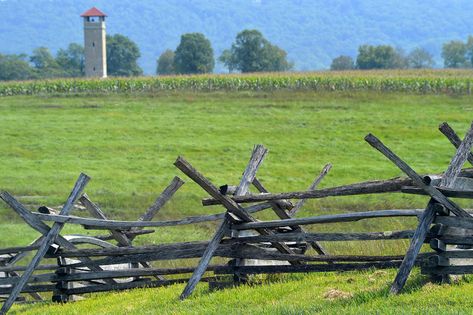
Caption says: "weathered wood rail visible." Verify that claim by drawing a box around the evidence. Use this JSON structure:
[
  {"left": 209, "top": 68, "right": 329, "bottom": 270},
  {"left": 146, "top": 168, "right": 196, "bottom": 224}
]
[{"left": 1, "top": 121, "right": 473, "bottom": 313}]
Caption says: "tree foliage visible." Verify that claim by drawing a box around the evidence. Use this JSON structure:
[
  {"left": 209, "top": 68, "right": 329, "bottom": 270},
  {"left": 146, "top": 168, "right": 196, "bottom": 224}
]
[
  {"left": 0, "top": 43, "right": 86, "bottom": 81},
  {"left": 330, "top": 55, "right": 355, "bottom": 70},
  {"left": 220, "top": 29, "right": 292, "bottom": 73},
  {"left": 30, "top": 47, "right": 57, "bottom": 70},
  {"left": 30, "top": 47, "right": 67, "bottom": 78},
  {"left": 56, "top": 43, "right": 85, "bottom": 77},
  {"left": 356, "top": 45, "right": 407, "bottom": 69},
  {"left": 407, "top": 47, "right": 434, "bottom": 69},
  {"left": 107, "top": 34, "right": 143, "bottom": 77},
  {"left": 0, "top": 54, "right": 35, "bottom": 81},
  {"left": 174, "top": 33, "right": 214, "bottom": 74},
  {"left": 441, "top": 40, "right": 468, "bottom": 68},
  {"left": 466, "top": 36, "right": 473, "bottom": 67},
  {"left": 156, "top": 49, "right": 175, "bottom": 75}
]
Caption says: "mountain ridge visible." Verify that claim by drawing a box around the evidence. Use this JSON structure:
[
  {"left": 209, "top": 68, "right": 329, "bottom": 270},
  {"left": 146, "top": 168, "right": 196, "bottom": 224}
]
[{"left": 1, "top": 0, "right": 473, "bottom": 74}]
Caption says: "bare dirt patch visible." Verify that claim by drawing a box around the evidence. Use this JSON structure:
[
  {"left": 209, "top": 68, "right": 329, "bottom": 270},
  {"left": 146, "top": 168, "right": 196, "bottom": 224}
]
[{"left": 323, "top": 289, "right": 353, "bottom": 300}]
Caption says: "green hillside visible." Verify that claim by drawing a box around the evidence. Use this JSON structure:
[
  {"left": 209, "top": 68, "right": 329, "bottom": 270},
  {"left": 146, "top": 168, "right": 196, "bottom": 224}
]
[{"left": 2, "top": 0, "right": 473, "bottom": 73}]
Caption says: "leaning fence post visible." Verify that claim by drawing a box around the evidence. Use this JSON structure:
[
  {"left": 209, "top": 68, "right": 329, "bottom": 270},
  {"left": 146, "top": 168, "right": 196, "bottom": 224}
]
[
  {"left": 177, "top": 144, "right": 268, "bottom": 300},
  {"left": 289, "top": 163, "right": 332, "bottom": 217},
  {"left": 252, "top": 177, "right": 327, "bottom": 256},
  {"left": 365, "top": 122, "right": 473, "bottom": 294},
  {"left": 0, "top": 173, "right": 90, "bottom": 315},
  {"left": 439, "top": 122, "right": 473, "bottom": 166}
]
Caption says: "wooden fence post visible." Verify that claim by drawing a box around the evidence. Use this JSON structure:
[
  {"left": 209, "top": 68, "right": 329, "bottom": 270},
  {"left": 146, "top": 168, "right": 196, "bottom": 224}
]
[
  {"left": 52, "top": 257, "right": 71, "bottom": 303},
  {"left": 365, "top": 122, "right": 473, "bottom": 294},
  {"left": 177, "top": 144, "right": 268, "bottom": 300},
  {"left": 1, "top": 173, "right": 90, "bottom": 314}
]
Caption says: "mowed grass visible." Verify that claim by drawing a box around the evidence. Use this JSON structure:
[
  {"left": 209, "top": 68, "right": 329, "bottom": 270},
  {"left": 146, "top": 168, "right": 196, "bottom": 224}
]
[
  {"left": 11, "top": 270, "right": 473, "bottom": 315},
  {"left": 1, "top": 90, "right": 473, "bottom": 314}
]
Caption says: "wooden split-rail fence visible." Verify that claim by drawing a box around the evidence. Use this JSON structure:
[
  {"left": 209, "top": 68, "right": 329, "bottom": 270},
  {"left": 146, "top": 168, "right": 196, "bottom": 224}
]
[{"left": 1, "top": 121, "right": 473, "bottom": 313}]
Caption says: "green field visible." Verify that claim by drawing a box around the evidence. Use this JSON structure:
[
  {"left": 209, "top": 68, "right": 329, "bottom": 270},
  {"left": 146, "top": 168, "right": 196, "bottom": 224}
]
[{"left": 2, "top": 89, "right": 473, "bottom": 314}]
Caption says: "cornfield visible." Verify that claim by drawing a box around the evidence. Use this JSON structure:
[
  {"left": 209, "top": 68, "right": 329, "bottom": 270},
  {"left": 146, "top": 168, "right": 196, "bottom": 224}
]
[{"left": 1, "top": 69, "right": 473, "bottom": 96}]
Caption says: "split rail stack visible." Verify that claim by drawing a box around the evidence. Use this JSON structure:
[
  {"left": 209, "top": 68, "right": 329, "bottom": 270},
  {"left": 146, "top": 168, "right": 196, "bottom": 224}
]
[{"left": 0, "top": 121, "right": 473, "bottom": 314}]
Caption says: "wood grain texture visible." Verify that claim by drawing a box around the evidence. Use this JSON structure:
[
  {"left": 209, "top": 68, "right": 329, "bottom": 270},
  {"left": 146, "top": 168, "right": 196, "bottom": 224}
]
[
  {"left": 365, "top": 133, "right": 471, "bottom": 218},
  {"left": 0, "top": 192, "right": 116, "bottom": 281},
  {"left": 0, "top": 245, "right": 40, "bottom": 256},
  {"left": 177, "top": 144, "right": 269, "bottom": 300},
  {"left": 439, "top": 122, "right": 473, "bottom": 166},
  {"left": 251, "top": 177, "right": 327, "bottom": 255},
  {"left": 57, "top": 230, "right": 417, "bottom": 261},
  {"left": 233, "top": 209, "right": 423, "bottom": 230},
  {"left": 1, "top": 173, "right": 90, "bottom": 315},
  {"left": 234, "top": 144, "right": 268, "bottom": 196},
  {"left": 401, "top": 186, "right": 473, "bottom": 198},
  {"left": 33, "top": 202, "right": 275, "bottom": 229},
  {"left": 94, "top": 229, "right": 155, "bottom": 241},
  {"left": 289, "top": 163, "right": 332, "bottom": 216},
  {"left": 80, "top": 195, "right": 132, "bottom": 246},
  {"left": 79, "top": 194, "right": 164, "bottom": 280},
  {"left": 212, "top": 261, "right": 419, "bottom": 275},
  {"left": 435, "top": 216, "right": 473, "bottom": 230},
  {"left": 442, "top": 121, "right": 473, "bottom": 187},
  {"left": 64, "top": 277, "right": 221, "bottom": 296},
  {"left": 202, "top": 168, "right": 473, "bottom": 206},
  {"left": 421, "top": 265, "right": 473, "bottom": 275},
  {"left": 365, "top": 124, "right": 473, "bottom": 294},
  {"left": 135, "top": 176, "right": 185, "bottom": 225}
]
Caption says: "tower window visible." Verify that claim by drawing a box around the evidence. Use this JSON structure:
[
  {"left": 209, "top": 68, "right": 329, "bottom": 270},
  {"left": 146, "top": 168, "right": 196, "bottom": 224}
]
[
  {"left": 93, "top": 67, "right": 96, "bottom": 71},
  {"left": 92, "top": 42, "right": 95, "bottom": 47}
]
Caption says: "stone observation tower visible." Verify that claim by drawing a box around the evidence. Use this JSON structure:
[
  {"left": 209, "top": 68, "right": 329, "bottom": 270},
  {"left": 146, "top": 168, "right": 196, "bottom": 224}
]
[{"left": 81, "top": 7, "right": 107, "bottom": 78}]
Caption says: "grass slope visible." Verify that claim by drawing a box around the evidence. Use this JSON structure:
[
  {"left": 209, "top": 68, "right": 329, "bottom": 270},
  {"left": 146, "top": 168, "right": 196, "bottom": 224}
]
[{"left": 1, "top": 90, "right": 473, "bottom": 313}]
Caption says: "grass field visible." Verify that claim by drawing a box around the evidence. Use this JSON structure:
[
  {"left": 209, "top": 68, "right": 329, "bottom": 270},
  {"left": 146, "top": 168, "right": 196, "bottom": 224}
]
[
  {"left": 11, "top": 270, "right": 473, "bottom": 315},
  {"left": 1, "top": 89, "right": 473, "bottom": 313}
]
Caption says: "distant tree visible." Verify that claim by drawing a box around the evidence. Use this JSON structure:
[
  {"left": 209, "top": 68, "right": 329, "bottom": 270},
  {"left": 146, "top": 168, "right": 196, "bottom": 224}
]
[
  {"left": 407, "top": 47, "right": 434, "bottom": 69},
  {"left": 30, "top": 47, "right": 65, "bottom": 78},
  {"left": 221, "top": 29, "right": 293, "bottom": 73},
  {"left": 441, "top": 40, "right": 468, "bottom": 68},
  {"left": 393, "top": 47, "right": 409, "bottom": 69},
  {"left": 0, "top": 54, "right": 35, "bottom": 81},
  {"left": 30, "top": 47, "right": 57, "bottom": 69},
  {"left": 174, "top": 33, "right": 214, "bottom": 74},
  {"left": 218, "top": 49, "right": 235, "bottom": 72},
  {"left": 156, "top": 49, "right": 175, "bottom": 75},
  {"left": 262, "top": 43, "right": 293, "bottom": 72},
  {"left": 465, "top": 35, "right": 473, "bottom": 67},
  {"left": 106, "top": 34, "right": 143, "bottom": 76},
  {"left": 56, "top": 43, "right": 85, "bottom": 77},
  {"left": 356, "top": 44, "right": 407, "bottom": 69},
  {"left": 330, "top": 55, "right": 355, "bottom": 70}
]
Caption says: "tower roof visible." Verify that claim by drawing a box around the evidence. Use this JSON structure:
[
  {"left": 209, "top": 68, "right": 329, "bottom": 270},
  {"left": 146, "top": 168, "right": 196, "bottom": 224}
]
[{"left": 80, "top": 7, "right": 107, "bottom": 17}]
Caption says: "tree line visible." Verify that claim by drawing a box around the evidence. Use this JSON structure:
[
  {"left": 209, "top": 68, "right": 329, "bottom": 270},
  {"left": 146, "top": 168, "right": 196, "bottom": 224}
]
[
  {"left": 0, "top": 29, "right": 291, "bottom": 81},
  {"left": 331, "top": 35, "right": 473, "bottom": 71},
  {"left": 0, "top": 34, "right": 142, "bottom": 81},
  {"left": 156, "top": 29, "right": 292, "bottom": 75},
  {"left": 330, "top": 46, "right": 433, "bottom": 70},
  {"left": 3, "top": 31, "right": 473, "bottom": 81},
  {"left": 0, "top": 29, "right": 292, "bottom": 81}
]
